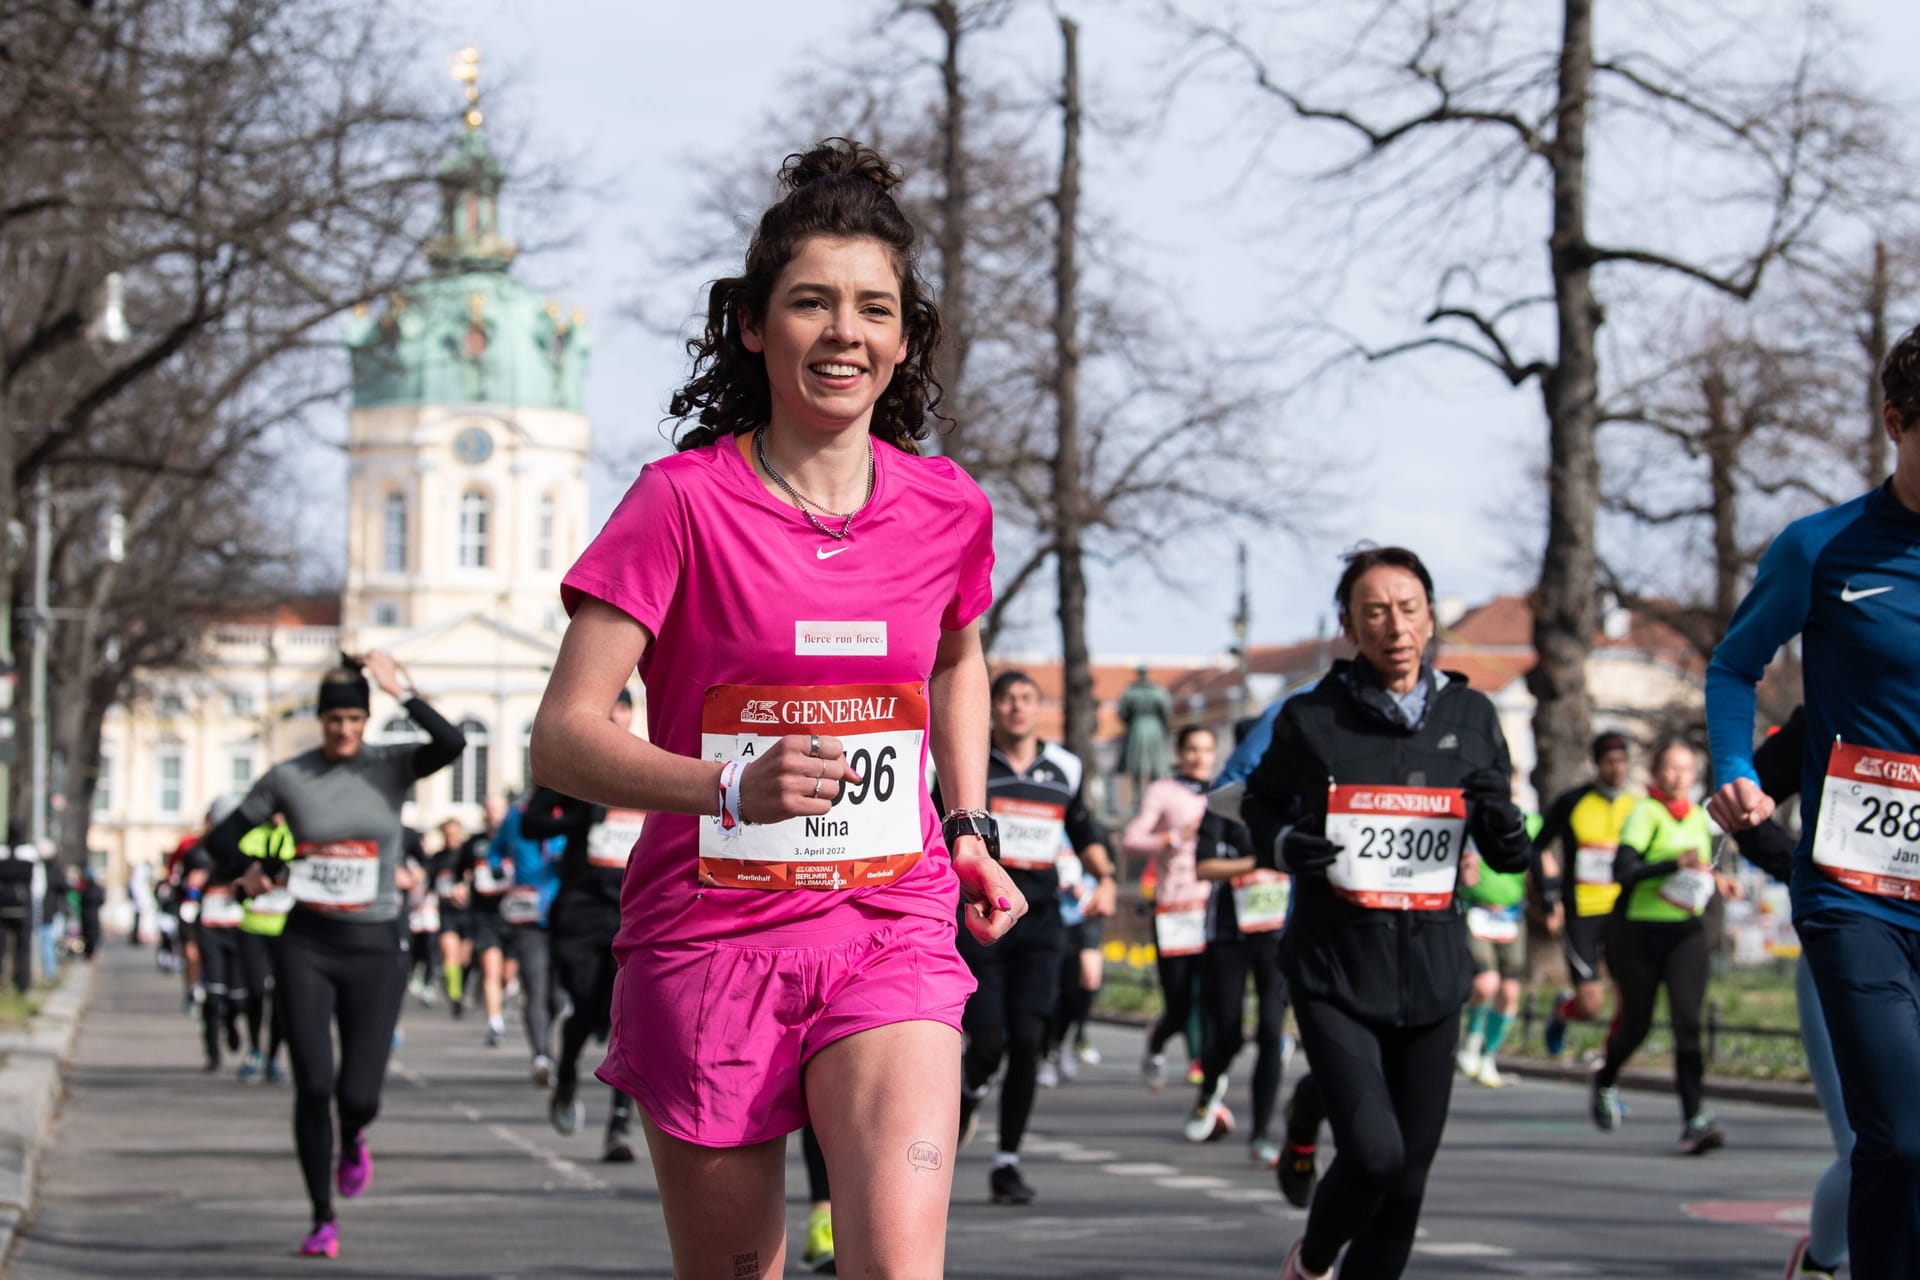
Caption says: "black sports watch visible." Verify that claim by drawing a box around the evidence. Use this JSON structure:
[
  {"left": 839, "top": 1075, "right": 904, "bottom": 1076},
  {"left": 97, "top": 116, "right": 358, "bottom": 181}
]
[{"left": 941, "top": 809, "right": 1000, "bottom": 862}]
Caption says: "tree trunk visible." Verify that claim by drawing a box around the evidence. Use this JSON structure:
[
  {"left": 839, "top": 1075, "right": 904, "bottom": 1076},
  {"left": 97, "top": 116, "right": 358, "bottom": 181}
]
[
  {"left": 1526, "top": 0, "right": 1600, "bottom": 803},
  {"left": 1702, "top": 368, "right": 1742, "bottom": 636},
  {"left": 929, "top": 0, "right": 970, "bottom": 455},
  {"left": 1863, "top": 238, "right": 1890, "bottom": 484},
  {"left": 1051, "top": 17, "right": 1097, "bottom": 777}
]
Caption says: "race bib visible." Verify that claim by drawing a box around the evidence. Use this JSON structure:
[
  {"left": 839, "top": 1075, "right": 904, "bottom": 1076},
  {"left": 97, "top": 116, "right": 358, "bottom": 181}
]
[
  {"left": 1324, "top": 784, "right": 1466, "bottom": 910},
  {"left": 587, "top": 810, "right": 646, "bottom": 870},
  {"left": 698, "top": 683, "right": 926, "bottom": 891},
  {"left": 1153, "top": 902, "right": 1208, "bottom": 957},
  {"left": 1467, "top": 903, "right": 1522, "bottom": 943},
  {"left": 500, "top": 886, "right": 542, "bottom": 926},
  {"left": 1231, "top": 870, "right": 1291, "bottom": 934},
  {"left": 434, "top": 872, "right": 457, "bottom": 898},
  {"left": 289, "top": 840, "right": 379, "bottom": 911},
  {"left": 1813, "top": 741, "right": 1920, "bottom": 901},
  {"left": 472, "top": 862, "right": 510, "bottom": 895},
  {"left": 199, "top": 888, "right": 243, "bottom": 929},
  {"left": 246, "top": 887, "right": 293, "bottom": 917},
  {"left": 1575, "top": 845, "right": 1616, "bottom": 885},
  {"left": 408, "top": 900, "right": 441, "bottom": 934},
  {"left": 179, "top": 900, "right": 200, "bottom": 925},
  {"left": 991, "top": 797, "right": 1067, "bottom": 871},
  {"left": 1659, "top": 866, "right": 1716, "bottom": 916}
]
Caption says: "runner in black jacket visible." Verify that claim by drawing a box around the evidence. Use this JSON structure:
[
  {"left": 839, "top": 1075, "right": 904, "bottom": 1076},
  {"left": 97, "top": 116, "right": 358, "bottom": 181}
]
[
  {"left": 1242, "top": 546, "right": 1532, "bottom": 1280},
  {"left": 521, "top": 687, "right": 643, "bottom": 1163}
]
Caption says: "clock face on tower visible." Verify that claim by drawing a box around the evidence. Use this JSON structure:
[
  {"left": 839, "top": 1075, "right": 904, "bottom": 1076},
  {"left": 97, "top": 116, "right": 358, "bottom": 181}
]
[{"left": 452, "top": 425, "right": 494, "bottom": 466}]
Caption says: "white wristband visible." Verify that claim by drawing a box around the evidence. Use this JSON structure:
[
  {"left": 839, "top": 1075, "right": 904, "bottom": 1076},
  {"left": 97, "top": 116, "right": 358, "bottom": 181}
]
[{"left": 715, "top": 760, "right": 747, "bottom": 841}]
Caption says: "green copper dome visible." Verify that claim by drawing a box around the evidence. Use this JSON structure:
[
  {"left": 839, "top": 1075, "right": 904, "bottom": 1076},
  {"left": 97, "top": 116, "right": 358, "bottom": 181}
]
[{"left": 347, "top": 122, "right": 588, "bottom": 412}]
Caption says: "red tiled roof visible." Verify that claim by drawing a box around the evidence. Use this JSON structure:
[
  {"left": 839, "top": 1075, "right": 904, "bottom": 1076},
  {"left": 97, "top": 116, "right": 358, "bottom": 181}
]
[{"left": 220, "top": 598, "right": 342, "bottom": 628}]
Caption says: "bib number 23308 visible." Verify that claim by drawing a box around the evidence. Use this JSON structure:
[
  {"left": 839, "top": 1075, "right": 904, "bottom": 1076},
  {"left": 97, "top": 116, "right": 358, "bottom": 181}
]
[
  {"left": 1814, "top": 740, "right": 1920, "bottom": 901},
  {"left": 1323, "top": 784, "right": 1465, "bottom": 910},
  {"left": 699, "top": 683, "right": 926, "bottom": 891}
]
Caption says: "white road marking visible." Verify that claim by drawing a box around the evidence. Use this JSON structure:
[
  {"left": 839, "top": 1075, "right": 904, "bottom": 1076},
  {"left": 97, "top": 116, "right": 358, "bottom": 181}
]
[
  {"left": 487, "top": 1123, "right": 609, "bottom": 1192},
  {"left": 1153, "top": 1175, "right": 1233, "bottom": 1190},
  {"left": 1100, "top": 1162, "right": 1183, "bottom": 1176},
  {"left": 1206, "top": 1187, "right": 1286, "bottom": 1204},
  {"left": 1415, "top": 1241, "right": 1516, "bottom": 1257},
  {"left": 1057, "top": 1148, "right": 1121, "bottom": 1162}
]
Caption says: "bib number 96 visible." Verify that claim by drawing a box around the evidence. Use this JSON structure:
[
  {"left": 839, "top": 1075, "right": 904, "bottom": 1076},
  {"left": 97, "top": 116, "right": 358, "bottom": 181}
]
[{"left": 831, "top": 745, "right": 897, "bottom": 808}]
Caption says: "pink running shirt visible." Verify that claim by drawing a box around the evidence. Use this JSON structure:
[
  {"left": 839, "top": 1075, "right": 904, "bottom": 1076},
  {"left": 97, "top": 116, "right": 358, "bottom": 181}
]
[{"left": 561, "top": 435, "right": 994, "bottom": 951}]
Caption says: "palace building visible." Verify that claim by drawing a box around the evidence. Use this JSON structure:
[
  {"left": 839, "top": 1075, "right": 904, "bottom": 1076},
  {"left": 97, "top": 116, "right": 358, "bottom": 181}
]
[{"left": 87, "top": 96, "right": 599, "bottom": 899}]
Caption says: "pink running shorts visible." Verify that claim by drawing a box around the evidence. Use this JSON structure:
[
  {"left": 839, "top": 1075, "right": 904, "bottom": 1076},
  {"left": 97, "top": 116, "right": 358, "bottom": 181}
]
[{"left": 597, "top": 905, "right": 976, "bottom": 1147}]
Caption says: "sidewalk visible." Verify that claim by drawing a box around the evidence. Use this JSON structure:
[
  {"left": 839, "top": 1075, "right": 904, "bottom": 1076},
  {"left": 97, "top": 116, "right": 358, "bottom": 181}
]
[{"left": 0, "top": 955, "right": 98, "bottom": 1261}]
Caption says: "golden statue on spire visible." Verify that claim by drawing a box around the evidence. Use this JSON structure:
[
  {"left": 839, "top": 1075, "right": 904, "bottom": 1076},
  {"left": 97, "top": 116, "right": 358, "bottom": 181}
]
[{"left": 450, "top": 46, "right": 482, "bottom": 129}]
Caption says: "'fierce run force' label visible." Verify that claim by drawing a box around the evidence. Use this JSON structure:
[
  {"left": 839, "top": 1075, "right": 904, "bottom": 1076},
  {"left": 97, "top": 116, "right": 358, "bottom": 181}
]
[
  {"left": 1814, "top": 740, "right": 1920, "bottom": 901},
  {"left": 699, "top": 683, "right": 926, "bottom": 891},
  {"left": 1323, "top": 784, "right": 1466, "bottom": 910}
]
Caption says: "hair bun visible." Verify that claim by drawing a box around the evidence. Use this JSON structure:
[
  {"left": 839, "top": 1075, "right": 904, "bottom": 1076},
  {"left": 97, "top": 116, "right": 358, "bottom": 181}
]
[{"left": 780, "top": 138, "right": 902, "bottom": 197}]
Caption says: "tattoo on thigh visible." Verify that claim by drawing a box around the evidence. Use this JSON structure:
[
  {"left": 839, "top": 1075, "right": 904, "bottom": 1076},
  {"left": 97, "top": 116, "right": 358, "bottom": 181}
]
[
  {"left": 731, "top": 1250, "right": 758, "bottom": 1279},
  {"left": 908, "top": 1140, "right": 943, "bottom": 1171}
]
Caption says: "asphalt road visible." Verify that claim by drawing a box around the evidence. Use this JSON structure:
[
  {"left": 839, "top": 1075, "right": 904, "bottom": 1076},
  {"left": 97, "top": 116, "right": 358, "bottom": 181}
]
[{"left": 9, "top": 944, "right": 1833, "bottom": 1278}]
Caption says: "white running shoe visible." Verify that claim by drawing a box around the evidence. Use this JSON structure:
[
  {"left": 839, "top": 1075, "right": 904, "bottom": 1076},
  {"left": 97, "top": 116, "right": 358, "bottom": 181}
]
[
  {"left": 1142, "top": 1050, "right": 1168, "bottom": 1093},
  {"left": 1073, "top": 1040, "right": 1102, "bottom": 1066},
  {"left": 1455, "top": 1030, "right": 1484, "bottom": 1079},
  {"left": 1056, "top": 1048, "right": 1080, "bottom": 1082},
  {"left": 1036, "top": 1054, "right": 1060, "bottom": 1089},
  {"left": 1473, "top": 1057, "right": 1504, "bottom": 1088}
]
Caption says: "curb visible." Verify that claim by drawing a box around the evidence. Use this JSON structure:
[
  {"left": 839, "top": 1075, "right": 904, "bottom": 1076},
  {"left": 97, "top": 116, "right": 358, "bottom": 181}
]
[
  {"left": 1092, "top": 1014, "right": 1818, "bottom": 1109},
  {"left": 1494, "top": 1056, "right": 1818, "bottom": 1110},
  {"left": 0, "top": 959, "right": 100, "bottom": 1267}
]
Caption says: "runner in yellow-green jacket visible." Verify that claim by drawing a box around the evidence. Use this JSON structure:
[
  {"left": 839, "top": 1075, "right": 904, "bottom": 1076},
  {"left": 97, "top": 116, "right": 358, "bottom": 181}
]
[{"left": 236, "top": 819, "right": 295, "bottom": 1084}]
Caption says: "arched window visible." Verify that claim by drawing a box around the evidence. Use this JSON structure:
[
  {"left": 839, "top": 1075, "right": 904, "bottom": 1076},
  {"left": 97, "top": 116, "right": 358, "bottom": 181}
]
[
  {"left": 450, "top": 718, "right": 489, "bottom": 805},
  {"left": 382, "top": 491, "right": 408, "bottom": 573},
  {"left": 536, "top": 494, "right": 555, "bottom": 572},
  {"left": 459, "top": 490, "right": 490, "bottom": 569}
]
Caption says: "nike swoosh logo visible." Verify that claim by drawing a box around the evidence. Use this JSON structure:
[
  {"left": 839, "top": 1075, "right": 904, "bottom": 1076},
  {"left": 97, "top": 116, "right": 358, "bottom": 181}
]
[
  {"left": 1841, "top": 585, "right": 1893, "bottom": 603},
  {"left": 816, "top": 545, "right": 852, "bottom": 560}
]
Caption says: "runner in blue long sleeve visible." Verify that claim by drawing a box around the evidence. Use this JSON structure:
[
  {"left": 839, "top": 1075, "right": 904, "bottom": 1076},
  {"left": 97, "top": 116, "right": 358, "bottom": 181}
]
[{"left": 1705, "top": 322, "right": 1920, "bottom": 1280}]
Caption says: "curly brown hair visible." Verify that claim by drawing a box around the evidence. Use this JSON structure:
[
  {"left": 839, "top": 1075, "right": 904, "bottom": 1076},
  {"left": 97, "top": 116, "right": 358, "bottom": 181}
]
[
  {"left": 668, "top": 139, "right": 943, "bottom": 454},
  {"left": 1882, "top": 322, "right": 1920, "bottom": 432}
]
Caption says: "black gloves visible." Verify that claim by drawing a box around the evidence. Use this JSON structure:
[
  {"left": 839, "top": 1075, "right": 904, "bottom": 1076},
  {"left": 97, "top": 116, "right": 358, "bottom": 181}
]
[
  {"left": 1274, "top": 828, "right": 1343, "bottom": 875},
  {"left": 1464, "top": 766, "right": 1528, "bottom": 866}
]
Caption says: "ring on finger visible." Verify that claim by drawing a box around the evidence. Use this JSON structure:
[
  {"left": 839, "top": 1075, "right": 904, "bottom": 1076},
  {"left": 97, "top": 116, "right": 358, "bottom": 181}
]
[
  {"left": 811, "top": 776, "right": 824, "bottom": 799},
  {"left": 809, "top": 734, "right": 821, "bottom": 758}
]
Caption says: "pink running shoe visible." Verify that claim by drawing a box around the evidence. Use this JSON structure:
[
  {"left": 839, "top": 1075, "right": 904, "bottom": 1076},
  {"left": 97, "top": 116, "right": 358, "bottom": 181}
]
[
  {"left": 299, "top": 1220, "right": 339, "bottom": 1258},
  {"left": 337, "top": 1135, "right": 373, "bottom": 1199}
]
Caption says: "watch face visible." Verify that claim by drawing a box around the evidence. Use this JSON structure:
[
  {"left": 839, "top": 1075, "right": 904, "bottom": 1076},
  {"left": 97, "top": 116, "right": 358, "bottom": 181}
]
[{"left": 453, "top": 425, "right": 493, "bottom": 465}]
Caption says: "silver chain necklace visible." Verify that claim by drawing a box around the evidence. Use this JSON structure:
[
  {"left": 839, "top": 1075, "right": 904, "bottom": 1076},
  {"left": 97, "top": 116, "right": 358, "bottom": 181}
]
[{"left": 753, "top": 427, "right": 876, "bottom": 541}]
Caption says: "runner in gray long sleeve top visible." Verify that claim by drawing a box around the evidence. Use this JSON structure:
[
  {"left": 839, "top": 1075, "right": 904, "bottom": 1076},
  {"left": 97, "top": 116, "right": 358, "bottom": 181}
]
[{"left": 205, "top": 651, "right": 464, "bottom": 1260}]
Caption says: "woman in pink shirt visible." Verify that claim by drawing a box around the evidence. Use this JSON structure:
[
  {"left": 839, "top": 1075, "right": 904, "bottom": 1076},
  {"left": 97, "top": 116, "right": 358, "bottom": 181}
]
[
  {"left": 1124, "top": 725, "right": 1220, "bottom": 1090},
  {"left": 530, "top": 139, "right": 1024, "bottom": 1280}
]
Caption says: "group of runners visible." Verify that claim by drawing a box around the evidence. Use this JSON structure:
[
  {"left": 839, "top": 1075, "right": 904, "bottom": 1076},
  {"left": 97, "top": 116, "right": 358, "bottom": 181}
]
[{"left": 129, "top": 136, "right": 1920, "bottom": 1279}]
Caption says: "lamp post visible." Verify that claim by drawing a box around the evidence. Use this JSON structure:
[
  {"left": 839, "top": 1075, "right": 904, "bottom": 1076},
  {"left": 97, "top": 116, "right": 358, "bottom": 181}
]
[{"left": 28, "top": 478, "right": 125, "bottom": 845}]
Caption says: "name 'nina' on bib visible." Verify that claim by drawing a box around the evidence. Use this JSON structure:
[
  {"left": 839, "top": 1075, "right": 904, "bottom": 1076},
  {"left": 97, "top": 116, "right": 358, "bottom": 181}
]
[{"left": 699, "top": 682, "right": 926, "bottom": 891}]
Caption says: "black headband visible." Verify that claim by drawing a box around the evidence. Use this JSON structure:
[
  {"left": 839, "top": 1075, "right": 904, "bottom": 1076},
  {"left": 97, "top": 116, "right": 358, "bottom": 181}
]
[{"left": 317, "top": 674, "right": 371, "bottom": 715}]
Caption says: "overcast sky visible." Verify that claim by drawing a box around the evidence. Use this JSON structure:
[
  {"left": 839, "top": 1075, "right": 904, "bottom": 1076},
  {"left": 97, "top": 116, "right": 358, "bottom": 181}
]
[{"left": 405, "top": 0, "right": 1919, "bottom": 661}]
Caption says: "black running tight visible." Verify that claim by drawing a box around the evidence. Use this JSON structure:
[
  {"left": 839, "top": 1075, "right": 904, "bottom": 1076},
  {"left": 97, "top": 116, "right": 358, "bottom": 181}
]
[
  {"left": 551, "top": 925, "right": 634, "bottom": 1123},
  {"left": 275, "top": 919, "right": 408, "bottom": 1225},
  {"left": 1294, "top": 996, "right": 1458, "bottom": 1279},
  {"left": 198, "top": 927, "right": 245, "bottom": 1066},
  {"left": 1149, "top": 951, "right": 1202, "bottom": 1060},
  {"left": 1196, "top": 936, "right": 1287, "bottom": 1142},
  {"left": 1597, "top": 916, "right": 1708, "bottom": 1122}
]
